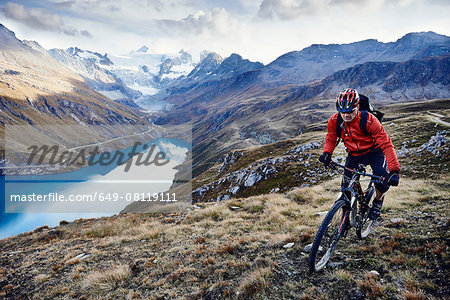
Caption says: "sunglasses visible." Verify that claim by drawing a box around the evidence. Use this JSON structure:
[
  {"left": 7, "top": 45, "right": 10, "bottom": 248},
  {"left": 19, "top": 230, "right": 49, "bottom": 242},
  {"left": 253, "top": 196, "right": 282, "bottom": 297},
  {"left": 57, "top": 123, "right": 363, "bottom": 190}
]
[{"left": 340, "top": 108, "right": 357, "bottom": 115}]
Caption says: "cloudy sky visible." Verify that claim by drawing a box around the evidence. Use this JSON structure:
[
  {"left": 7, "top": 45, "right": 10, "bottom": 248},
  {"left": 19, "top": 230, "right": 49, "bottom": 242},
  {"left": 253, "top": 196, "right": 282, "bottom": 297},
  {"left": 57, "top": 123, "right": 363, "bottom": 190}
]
[{"left": 1, "top": 0, "right": 449, "bottom": 64}]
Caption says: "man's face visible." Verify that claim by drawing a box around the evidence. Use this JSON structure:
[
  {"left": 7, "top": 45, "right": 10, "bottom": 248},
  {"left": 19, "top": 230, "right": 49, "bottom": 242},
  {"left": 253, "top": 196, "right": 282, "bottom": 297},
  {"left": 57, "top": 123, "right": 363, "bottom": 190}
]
[{"left": 340, "top": 108, "right": 358, "bottom": 122}]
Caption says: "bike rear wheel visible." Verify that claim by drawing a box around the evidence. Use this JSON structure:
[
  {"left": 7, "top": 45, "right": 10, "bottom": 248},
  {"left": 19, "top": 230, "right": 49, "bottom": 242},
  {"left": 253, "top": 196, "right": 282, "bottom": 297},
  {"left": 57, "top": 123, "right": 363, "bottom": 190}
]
[
  {"left": 308, "top": 200, "right": 349, "bottom": 272},
  {"left": 356, "top": 187, "right": 376, "bottom": 239}
]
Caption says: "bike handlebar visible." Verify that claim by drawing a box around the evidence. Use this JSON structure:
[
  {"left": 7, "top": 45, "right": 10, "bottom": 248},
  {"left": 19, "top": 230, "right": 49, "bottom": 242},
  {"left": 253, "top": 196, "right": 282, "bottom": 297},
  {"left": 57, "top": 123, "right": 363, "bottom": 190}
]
[{"left": 330, "top": 161, "right": 385, "bottom": 183}]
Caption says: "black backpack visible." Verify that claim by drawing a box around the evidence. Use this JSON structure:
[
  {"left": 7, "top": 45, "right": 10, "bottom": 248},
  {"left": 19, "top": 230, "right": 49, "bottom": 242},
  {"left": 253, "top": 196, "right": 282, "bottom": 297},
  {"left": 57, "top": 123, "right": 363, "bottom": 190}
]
[{"left": 336, "top": 94, "right": 384, "bottom": 144}]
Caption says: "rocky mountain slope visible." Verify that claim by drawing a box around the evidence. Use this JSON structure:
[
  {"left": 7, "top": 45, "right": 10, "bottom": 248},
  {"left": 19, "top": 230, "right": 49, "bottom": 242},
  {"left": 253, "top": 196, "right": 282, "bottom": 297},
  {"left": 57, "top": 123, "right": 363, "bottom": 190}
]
[
  {"left": 288, "top": 54, "right": 450, "bottom": 101},
  {"left": 0, "top": 24, "right": 158, "bottom": 161},
  {"left": 165, "top": 53, "right": 264, "bottom": 95},
  {"left": 124, "top": 98, "right": 449, "bottom": 212},
  {"left": 48, "top": 47, "right": 141, "bottom": 107},
  {"left": 49, "top": 43, "right": 265, "bottom": 114},
  {"left": 260, "top": 31, "right": 450, "bottom": 86},
  {"left": 1, "top": 100, "right": 448, "bottom": 299},
  {"left": 153, "top": 32, "right": 449, "bottom": 178}
]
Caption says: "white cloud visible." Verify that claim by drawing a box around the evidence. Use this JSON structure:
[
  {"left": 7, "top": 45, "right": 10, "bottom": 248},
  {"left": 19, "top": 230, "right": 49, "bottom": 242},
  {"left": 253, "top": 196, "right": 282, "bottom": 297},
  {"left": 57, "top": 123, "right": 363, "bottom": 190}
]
[
  {"left": 51, "top": 0, "right": 77, "bottom": 9},
  {"left": 3, "top": 2, "right": 64, "bottom": 31},
  {"left": 256, "top": 0, "right": 325, "bottom": 20},
  {"left": 53, "top": 0, "right": 168, "bottom": 15},
  {"left": 157, "top": 8, "right": 242, "bottom": 36},
  {"left": 255, "top": 0, "right": 445, "bottom": 21},
  {"left": 1, "top": 0, "right": 448, "bottom": 65},
  {"left": 2, "top": 2, "right": 92, "bottom": 38}
]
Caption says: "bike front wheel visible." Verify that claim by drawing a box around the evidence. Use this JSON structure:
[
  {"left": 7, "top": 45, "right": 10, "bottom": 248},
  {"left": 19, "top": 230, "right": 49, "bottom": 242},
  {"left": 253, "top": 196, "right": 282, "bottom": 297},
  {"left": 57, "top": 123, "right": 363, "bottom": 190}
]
[{"left": 308, "top": 199, "right": 350, "bottom": 272}]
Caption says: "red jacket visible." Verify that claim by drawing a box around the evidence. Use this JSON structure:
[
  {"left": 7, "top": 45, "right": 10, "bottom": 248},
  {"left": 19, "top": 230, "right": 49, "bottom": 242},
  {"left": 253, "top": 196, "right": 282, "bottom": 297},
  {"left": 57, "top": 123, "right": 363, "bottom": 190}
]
[{"left": 323, "top": 111, "right": 400, "bottom": 172}]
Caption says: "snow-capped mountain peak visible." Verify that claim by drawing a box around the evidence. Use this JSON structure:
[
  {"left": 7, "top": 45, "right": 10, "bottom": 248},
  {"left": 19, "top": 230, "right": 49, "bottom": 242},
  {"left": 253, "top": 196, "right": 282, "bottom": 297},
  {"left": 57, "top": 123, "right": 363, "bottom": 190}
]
[
  {"left": 136, "top": 45, "right": 150, "bottom": 53},
  {"left": 65, "top": 47, "right": 113, "bottom": 66}
]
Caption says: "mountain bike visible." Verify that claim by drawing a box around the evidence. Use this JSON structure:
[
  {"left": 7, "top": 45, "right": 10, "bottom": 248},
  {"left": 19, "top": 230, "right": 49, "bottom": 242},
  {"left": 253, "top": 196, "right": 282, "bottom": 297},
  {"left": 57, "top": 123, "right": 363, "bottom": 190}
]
[{"left": 308, "top": 161, "right": 385, "bottom": 272}]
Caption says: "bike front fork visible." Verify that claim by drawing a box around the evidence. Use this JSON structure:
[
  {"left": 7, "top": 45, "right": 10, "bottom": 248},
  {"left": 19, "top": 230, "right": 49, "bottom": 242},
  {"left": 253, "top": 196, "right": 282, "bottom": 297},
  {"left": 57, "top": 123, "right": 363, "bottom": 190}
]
[{"left": 340, "top": 210, "right": 352, "bottom": 238}]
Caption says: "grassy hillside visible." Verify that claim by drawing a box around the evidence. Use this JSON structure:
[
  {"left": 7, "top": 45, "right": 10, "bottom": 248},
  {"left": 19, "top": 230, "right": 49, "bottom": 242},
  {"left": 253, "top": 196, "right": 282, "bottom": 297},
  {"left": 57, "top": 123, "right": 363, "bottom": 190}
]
[
  {"left": 0, "top": 176, "right": 448, "bottom": 299},
  {"left": 1, "top": 99, "right": 449, "bottom": 299},
  {"left": 139, "top": 99, "right": 448, "bottom": 207}
]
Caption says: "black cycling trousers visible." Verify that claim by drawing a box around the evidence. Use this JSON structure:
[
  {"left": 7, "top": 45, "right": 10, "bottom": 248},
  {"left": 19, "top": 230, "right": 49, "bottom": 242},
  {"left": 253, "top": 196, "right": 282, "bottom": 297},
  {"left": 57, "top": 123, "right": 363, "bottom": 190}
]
[{"left": 342, "top": 147, "right": 390, "bottom": 193}]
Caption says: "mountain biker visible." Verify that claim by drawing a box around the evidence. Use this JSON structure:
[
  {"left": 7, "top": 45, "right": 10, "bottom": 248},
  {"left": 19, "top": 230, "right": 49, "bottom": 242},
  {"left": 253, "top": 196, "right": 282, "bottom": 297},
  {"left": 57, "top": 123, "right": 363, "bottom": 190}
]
[{"left": 319, "top": 88, "right": 400, "bottom": 220}]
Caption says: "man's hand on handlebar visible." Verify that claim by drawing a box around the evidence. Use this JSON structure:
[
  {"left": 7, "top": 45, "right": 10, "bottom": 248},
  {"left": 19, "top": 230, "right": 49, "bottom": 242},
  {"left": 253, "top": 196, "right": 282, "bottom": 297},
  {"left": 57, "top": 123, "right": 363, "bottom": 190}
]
[
  {"left": 384, "top": 170, "right": 400, "bottom": 187},
  {"left": 319, "top": 152, "right": 332, "bottom": 167}
]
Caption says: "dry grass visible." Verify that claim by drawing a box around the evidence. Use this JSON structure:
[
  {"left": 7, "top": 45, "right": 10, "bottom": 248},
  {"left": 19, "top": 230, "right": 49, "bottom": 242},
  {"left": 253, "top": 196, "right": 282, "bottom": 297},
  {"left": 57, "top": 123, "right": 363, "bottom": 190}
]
[
  {"left": 430, "top": 244, "right": 447, "bottom": 257},
  {"left": 34, "top": 274, "right": 50, "bottom": 284},
  {"left": 216, "top": 239, "right": 243, "bottom": 254},
  {"left": 286, "top": 177, "right": 340, "bottom": 207},
  {"left": 2, "top": 167, "right": 448, "bottom": 299},
  {"left": 189, "top": 204, "right": 232, "bottom": 222},
  {"left": 82, "top": 219, "right": 134, "bottom": 238},
  {"left": 356, "top": 272, "right": 385, "bottom": 298},
  {"left": 389, "top": 255, "right": 407, "bottom": 265},
  {"left": 268, "top": 233, "right": 297, "bottom": 246},
  {"left": 403, "top": 289, "right": 426, "bottom": 300},
  {"left": 334, "top": 269, "right": 354, "bottom": 283},
  {"left": 381, "top": 239, "right": 401, "bottom": 254},
  {"left": 82, "top": 265, "right": 131, "bottom": 295},
  {"left": 237, "top": 267, "right": 273, "bottom": 299},
  {"left": 122, "top": 221, "right": 164, "bottom": 240},
  {"left": 384, "top": 177, "right": 449, "bottom": 209}
]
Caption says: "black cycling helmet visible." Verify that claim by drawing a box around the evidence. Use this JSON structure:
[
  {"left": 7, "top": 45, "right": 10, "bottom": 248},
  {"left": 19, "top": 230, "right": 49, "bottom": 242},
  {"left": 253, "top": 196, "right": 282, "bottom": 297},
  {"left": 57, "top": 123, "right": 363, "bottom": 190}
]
[{"left": 336, "top": 88, "right": 360, "bottom": 113}]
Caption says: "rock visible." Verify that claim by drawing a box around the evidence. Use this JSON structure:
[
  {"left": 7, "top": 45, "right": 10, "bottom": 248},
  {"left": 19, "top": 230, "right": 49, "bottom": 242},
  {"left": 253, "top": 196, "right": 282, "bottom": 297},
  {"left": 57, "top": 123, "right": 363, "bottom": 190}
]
[
  {"left": 328, "top": 261, "right": 345, "bottom": 268},
  {"left": 390, "top": 218, "right": 407, "bottom": 224},
  {"left": 304, "top": 243, "right": 322, "bottom": 253},
  {"left": 283, "top": 242, "right": 295, "bottom": 249},
  {"left": 74, "top": 253, "right": 91, "bottom": 260},
  {"left": 417, "top": 130, "right": 448, "bottom": 155},
  {"left": 80, "top": 254, "right": 91, "bottom": 260},
  {"left": 287, "top": 142, "right": 321, "bottom": 155},
  {"left": 304, "top": 244, "right": 313, "bottom": 253},
  {"left": 369, "top": 270, "right": 380, "bottom": 276},
  {"left": 218, "top": 151, "right": 243, "bottom": 174},
  {"left": 314, "top": 211, "right": 328, "bottom": 216},
  {"left": 387, "top": 218, "right": 407, "bottom": 227},
  {"left": 244, "top": 170, "right": 263, "bottom": 187},
  {"left": 229, "top": 186, "right": 240, "bottom": 195},
  {"left": 230, "top": 206, "right": 241, "bottom": 211}
]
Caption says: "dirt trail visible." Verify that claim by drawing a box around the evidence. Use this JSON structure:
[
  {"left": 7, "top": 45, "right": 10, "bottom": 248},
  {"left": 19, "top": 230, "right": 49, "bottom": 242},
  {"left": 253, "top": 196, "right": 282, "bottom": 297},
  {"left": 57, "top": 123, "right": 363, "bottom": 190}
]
[{"left": 428, "top": 112, "right": 450, "bottom": 127}]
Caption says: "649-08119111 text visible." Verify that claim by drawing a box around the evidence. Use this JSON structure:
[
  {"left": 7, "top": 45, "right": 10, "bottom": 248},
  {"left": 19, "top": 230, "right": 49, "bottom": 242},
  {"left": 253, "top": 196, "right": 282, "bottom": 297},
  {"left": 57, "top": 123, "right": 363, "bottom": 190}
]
[{"left": 96, "top": 192, "right": 178, "bottom": 202}]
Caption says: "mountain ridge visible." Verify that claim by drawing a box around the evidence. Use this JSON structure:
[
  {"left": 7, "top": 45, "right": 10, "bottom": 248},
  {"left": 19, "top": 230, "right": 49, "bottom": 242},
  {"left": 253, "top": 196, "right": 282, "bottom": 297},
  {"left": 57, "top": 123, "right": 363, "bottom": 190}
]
[
  {"left": 0, "top": 24, "right": 157, "bottom": 161},
  {"left": 147, "top": 31, "right": 450, "bottom": 177}
]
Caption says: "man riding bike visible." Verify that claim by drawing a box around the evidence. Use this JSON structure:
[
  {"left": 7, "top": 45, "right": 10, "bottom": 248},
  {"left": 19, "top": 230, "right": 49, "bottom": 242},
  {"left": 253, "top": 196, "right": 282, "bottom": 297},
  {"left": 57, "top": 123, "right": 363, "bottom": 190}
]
[{"left": 319, "top": 88, "right": 400, "bottom": 220}]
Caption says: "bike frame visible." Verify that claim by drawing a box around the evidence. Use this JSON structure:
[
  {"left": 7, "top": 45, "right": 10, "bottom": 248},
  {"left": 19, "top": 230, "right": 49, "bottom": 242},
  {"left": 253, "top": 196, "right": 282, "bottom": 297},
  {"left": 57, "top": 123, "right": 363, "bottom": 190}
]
[{"left": 331, "top": 162, "right": 384, "bottom": 234}]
